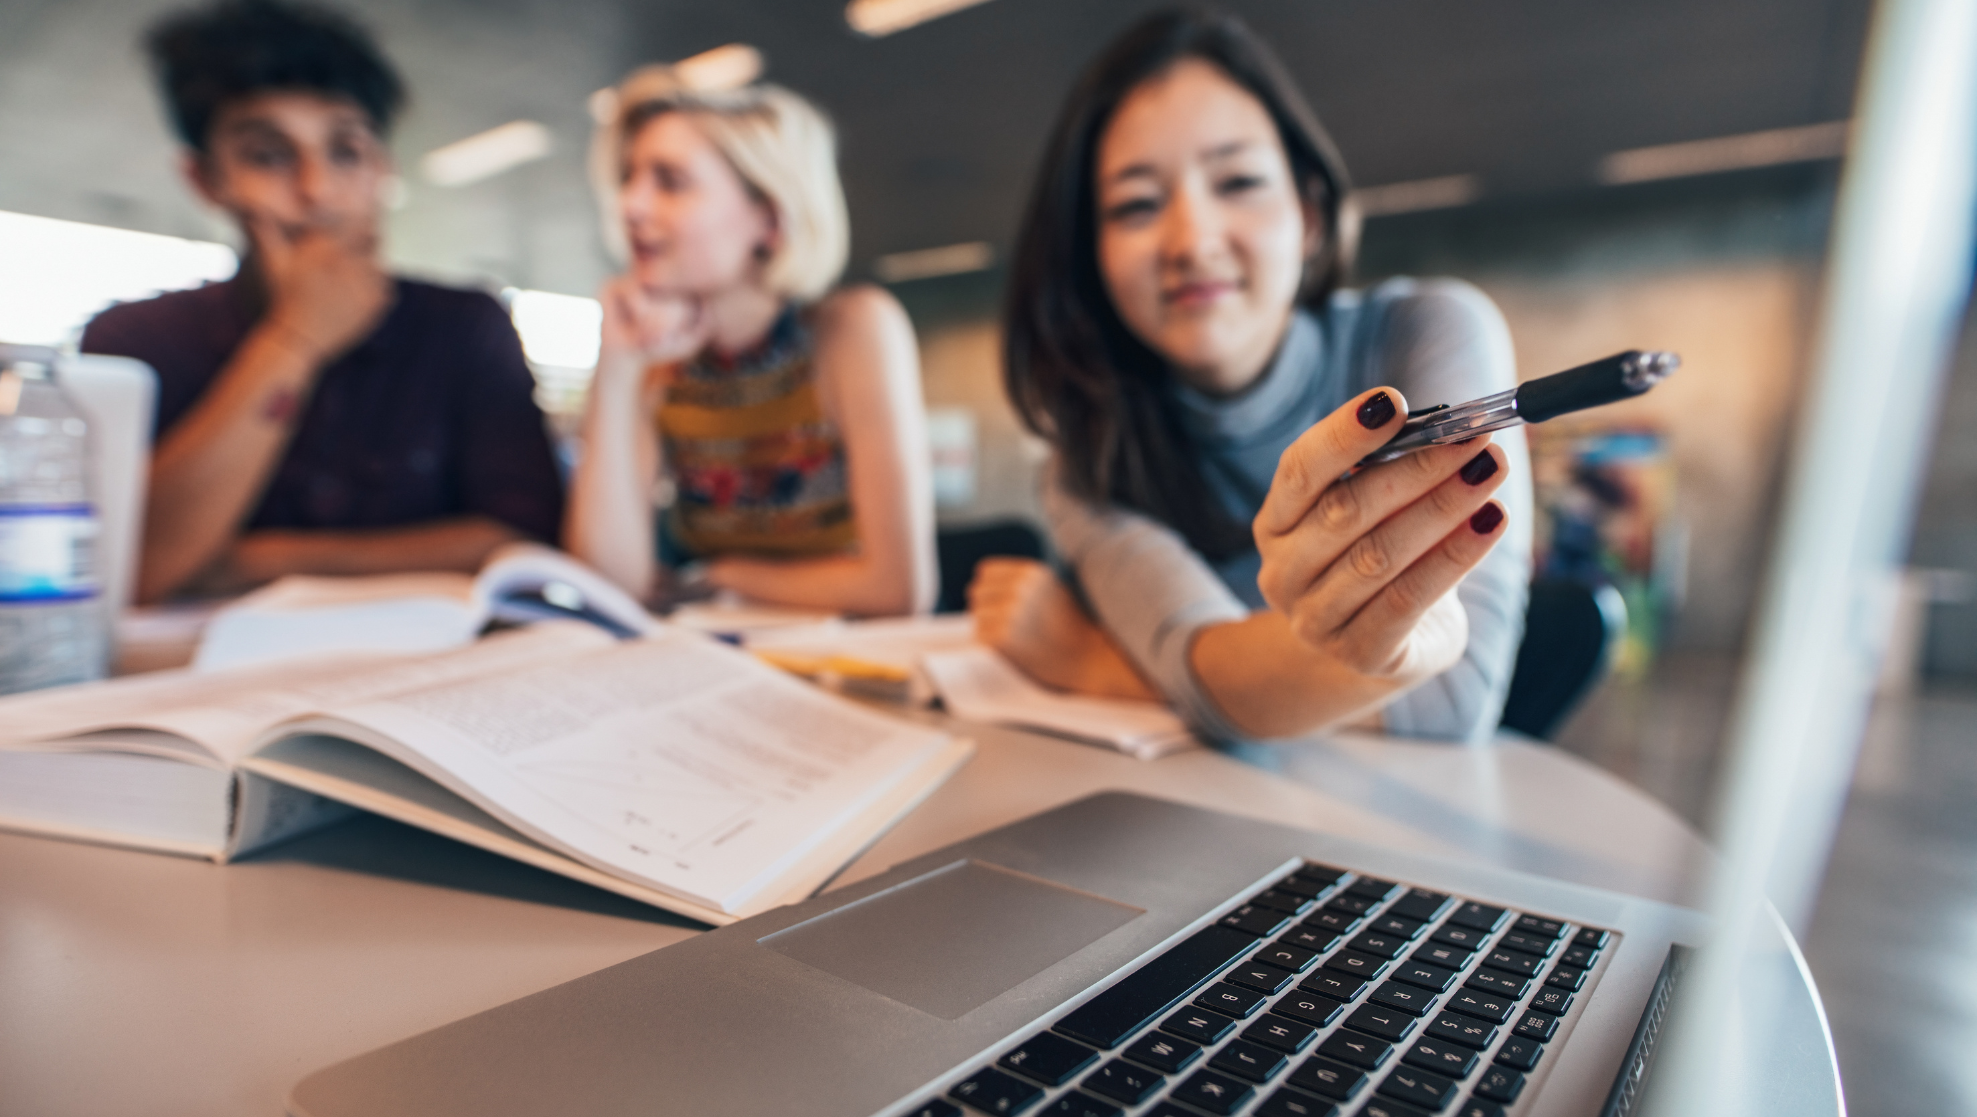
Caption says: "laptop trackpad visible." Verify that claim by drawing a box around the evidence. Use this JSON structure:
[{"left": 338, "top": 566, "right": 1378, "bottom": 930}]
[{"left": 759, "top": 859, "right": 1145, "bottom": 1019}]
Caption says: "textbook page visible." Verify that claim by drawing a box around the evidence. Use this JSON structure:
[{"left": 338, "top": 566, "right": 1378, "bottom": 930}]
[
  {"left": 0, "top": 623, "right": 612, "bottom": 765},
  {"left": 923, "top": 646, "right": 1199, "bottom": 761},
  {"left": 284, "top": 629, "right": 962, "bottom": 915}
]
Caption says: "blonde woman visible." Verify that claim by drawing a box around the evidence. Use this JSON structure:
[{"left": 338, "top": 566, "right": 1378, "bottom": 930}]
[{"left": 566, "top": 68, "right": 936, "bottom": 615}]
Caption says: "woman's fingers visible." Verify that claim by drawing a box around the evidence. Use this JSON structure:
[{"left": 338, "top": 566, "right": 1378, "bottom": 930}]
[
  {"left": 1289, "top": 443, "right": 1508, "bottom": 640},
  {"left": 1335, "top": 499, "right": 1509, "bottom": 674},
  {"left": 1256, "top": 434, "right": 1497, "bottom": 615},
  {"left": 1256, "top": 387, "right": 1408, "bottom": 539}
]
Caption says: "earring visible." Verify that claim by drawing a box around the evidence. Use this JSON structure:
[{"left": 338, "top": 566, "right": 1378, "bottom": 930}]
[{"left": 753, "top": 243, "right": 772, "bottom": 262}]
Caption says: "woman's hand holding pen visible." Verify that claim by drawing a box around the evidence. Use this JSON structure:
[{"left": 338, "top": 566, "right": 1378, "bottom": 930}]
[{"left": 1252, "top": 386, "right": 1510, "bottom": 693}]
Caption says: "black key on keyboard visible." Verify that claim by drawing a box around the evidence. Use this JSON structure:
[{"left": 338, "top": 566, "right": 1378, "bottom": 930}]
[
  {"left": 1172, "top": 1068, "right": 1255, "bottom": 1115},
  {"left": 1082, "top": 1059, "right": 1164, "bottom": 1106},
  {"left": 1546, "top": 965, "right": 1587, "bottom": 991},
  {"left": 907, "top": 1100, "right": 963, "bottom": 1117},
  {"left": 1357, "top": 1099, "right": 1434, "bottom": 1117},
  {"left": 1378, "top": 1065, "right": 1460, "bottom": 1111},
  {"left": 1402, "top": 1036, "right": 1478, "bottom": 1078},
  {"left": 1429, "top": 923, "right": 1491, "bottom": 951},
  {"left": 1348, "top": 877, "right": 1403, "bottom": 902},
  {"left": 1000, "top": 1032, "right": 1100, "bottom": 1086},
  {"left": 1258, "top": 1086, "right": 1340, "bottom": 1117},
  {"left": 1498, "top": 931, "right": 1557, "bottom": 957},
  {"left": 1367, "top": 914, "right": 1428, "bottom": 940},
  {"left": 1387, "top": 889, "right": 1454, "bottom": 923},
  {"left": 1369, "top": 981, "right": 1437, "bottom": 1017},
  {"left": 1306, "top": 908, "right": 1365, "bottom": 935},
  {"left": 1445, "top": 988, "right": 1515, "bottom": 1025},
  {"left": 1054, "top": 925, "right": 1254, "bottom": 1049},
  {"left": 1481, "top": 948, "right": 1543, "bottom": 978},
  {"left": 1474, "top": 1065, "right": 1526, "bottom": 1103},
  {"left": 1229, "top": 960, "right": 1297, "bottom": 994},
  {"left": 1513, "top": 914, "right": 1566, "bottom": 939},
  {"left": 1290, "top": 1055, "right": 1368, "bottom": 1100},
  {"left": 1147, "top": 1105, "right": 1198, "bottom": 1117},
  {"left": 1211, "top": 1038, "right": 1289, "bottom": 1083},
  {"left": 1297, "top": 864, "right": 1350, "bottom": 889},
  {"left": 1575, "top": 927, "right": 1611, "bottom": 949},
  {"left": 1343, "top": 1004, "right": 1418, "bottom": 1042},
  {"left": 1276, "top": 991, "right": 1346, "bottom": 1028},
  {"left": 1493, "top": 1035, "right": 1543, "bottom": 1071},
  {"left": 950, "top": 1067, "right": 1045, "bottom": 1115},
  {"left": 1162, "top": 1007, "right": 1237, "bottom": 1045},
  {"left": 1318, "top": 1028, "right": 1393, "bottom": 1070},
  {"left": 1273, "top": 875, "right": 1328, "bottom": 900},
  {"left": 1255, "top": 942, "right": 1322, "bottom": 973},
  {"left": 1254, "top": 889, "right": 1319, "bottom": 916},
  {"left": 1411, "top": 943, "right": 1473, "bottom": 970},
  {"left": 1046, "top": 1092, "right": 1121, "bottom": 1117},
  {"left": 1560, "top": 943, "right": 1599, "bottom": 969},
  {"left": 1301, "top": 970, "right": 1368, "bottom": 1003},
  {"left": 1325, "top": 950, "right": 1391, "bottom": 982},
  {"left": 1529, "top": 986, "right": 1574, "bottom": 1017},
  {"left": 1281, "top": 925, "right": 1344, "bottom": 953},
  {"left": 1391, "top": 959, "right": 1458, "bottom": 993},
  {"left": 1455, "top": 1100, "right": 1507, "bottom": 1117},
  {"left": 1426, "top": 1011, "right": 1497, "bottom": 1049},
  {"left": 1194, "top": 981, "right": 1267, "bottom": 1018},
  {"left": 1327, "top": 894, "right": 1379, "bottom": 915},
  {"left": 1446, "top": 903, "right": 1508, "bottom": 932},
  {"left": 1462, "top": 969, "right": 1529, "bottom": 998},
  {"left": 1348, "top": 930, "right": 1411, "bottom": 960},
  {"left": 1512, "top": 1010, "right": 1559, "bottom": 1042},
  {"left": 1223, "top": 904, "right": 1295, "bottom": 938},
  {"left": 1246, "top": 1013, "right": 1319, "bottom": 1053},
  {"left": 1123, "top": 1031, "right": 1202, "bottom": 1075}
]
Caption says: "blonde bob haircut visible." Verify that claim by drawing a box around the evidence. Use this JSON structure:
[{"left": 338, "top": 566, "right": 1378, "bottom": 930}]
[{"left": 591, "top": 66, "right": 850, "bottom": 304}]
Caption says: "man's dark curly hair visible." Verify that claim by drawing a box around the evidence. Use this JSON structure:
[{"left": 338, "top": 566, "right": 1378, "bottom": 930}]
[{"left": 145, "top": 0, "right": 406, "bottom": 151}]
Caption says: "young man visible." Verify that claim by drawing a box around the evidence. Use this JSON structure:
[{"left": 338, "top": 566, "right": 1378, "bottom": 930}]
[{"left": 83, "top": 0, "right": 565, "bottom": 603}]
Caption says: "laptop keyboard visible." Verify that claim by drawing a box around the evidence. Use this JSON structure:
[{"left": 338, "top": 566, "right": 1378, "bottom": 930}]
[{"left": 907, "top": 862, "right": 1614, "bottom": 1117}]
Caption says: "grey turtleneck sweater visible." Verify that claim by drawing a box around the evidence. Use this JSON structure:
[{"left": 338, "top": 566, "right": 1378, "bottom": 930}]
[{"left": 1044, "top": 277, "right": 1533, "bottom": 744}]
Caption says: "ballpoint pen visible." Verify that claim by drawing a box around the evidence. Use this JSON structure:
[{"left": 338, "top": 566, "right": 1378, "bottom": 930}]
[{"left": 1359, "top": 349, "right": 1680, "bottom": 466}]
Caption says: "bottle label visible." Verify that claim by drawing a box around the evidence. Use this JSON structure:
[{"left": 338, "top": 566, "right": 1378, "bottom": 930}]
[{"left": 0, "top": 505, "right": 101, "bottom": 603}]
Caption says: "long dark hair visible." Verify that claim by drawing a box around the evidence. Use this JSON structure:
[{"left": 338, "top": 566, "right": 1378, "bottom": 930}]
[{"left": 1004, "top": 7, "right": 1356, "bottom": 559}]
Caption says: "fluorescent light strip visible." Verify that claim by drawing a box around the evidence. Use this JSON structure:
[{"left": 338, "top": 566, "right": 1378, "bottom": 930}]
[
  {"left": 1598, "top": 121, "right": 1850, "bottom": 185},
  {"left": 873, "top": 241, "right": 995, "bottom": 283},
  {"left": 847, "top": 0, "right": 995, "bottom": 37},
  {"left": 0, "top": 210, "right": 235, "bottom": 347},
  {"left": 676, "top": 43, "right": 764, "bottom": 92},
  {"left": 1354, "top": 174, "right": 1482, "bottom": 217},
  {"left": 421, "top": 120, "right": 553, "bottom": 188}
]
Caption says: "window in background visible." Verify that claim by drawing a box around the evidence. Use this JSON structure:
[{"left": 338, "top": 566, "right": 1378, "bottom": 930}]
[{"left": 0, "top": 210, "right": 236, "bottom": 347}]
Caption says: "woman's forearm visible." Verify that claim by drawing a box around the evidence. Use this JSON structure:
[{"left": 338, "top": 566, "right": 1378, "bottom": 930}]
[
  {"left": 1188, "top": 612, "right": 1413, "bottom": 739},
  {"left": 707, "top": 550, "right": 929, "bottom": 618},
  {"left": 563, "top": 361, "right": 660, "bottom": 599}
]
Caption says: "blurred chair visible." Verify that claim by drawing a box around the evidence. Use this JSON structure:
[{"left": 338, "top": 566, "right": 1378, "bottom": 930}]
[
  {"left": 1499, "top": 578, "right": 1629, "bottom": 740},
  {"left": 934, "top": 519, "right": 1047, "bottom": 614}
]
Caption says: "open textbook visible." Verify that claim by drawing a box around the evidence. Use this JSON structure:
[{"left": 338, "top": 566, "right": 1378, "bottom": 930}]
[
  {"left": 194, "top": 543, "right": 655, "bottom": 672},
  {"left": 0, "top": 624, "right": 972, "bottom": 924}
]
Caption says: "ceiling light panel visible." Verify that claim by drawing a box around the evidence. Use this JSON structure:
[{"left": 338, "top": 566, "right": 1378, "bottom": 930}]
[
  {"left": 421, "top": 120, "right": 553, "bottom": 188},
  {"left": 1354, "top": 174, "right": 1482, "bottom": 217},
  {"left": 874, "top": 241, "right": 994, "bottom": 282},
  {"left": 1598, "top": 121, "right": 1850, "bottom": 185},
  {"left": 847, "top": 0, "right": 995, "bottom": 37},
  {"left": 676, "top": 43, "right": 763, "bottom": 91}
]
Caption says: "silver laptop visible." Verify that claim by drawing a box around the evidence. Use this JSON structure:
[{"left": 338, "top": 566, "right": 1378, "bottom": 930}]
[{"left": 286, "top": 4, "right": 1970, "bottom": 1114}]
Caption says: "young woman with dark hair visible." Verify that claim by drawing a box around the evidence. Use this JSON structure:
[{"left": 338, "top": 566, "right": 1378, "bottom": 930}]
[{"left": 969, "top": 8, "right": 1533, "bottom": 743}]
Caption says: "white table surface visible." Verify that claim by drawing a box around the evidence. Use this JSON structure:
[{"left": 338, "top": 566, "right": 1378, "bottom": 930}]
[{"left": 0, "top": 715, "right": 1792, "bottom": 1117}]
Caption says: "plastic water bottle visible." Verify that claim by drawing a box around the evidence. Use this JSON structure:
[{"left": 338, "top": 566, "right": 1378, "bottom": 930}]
[{"left": 0, "top": 348, "right": 107, "bottom": 695}]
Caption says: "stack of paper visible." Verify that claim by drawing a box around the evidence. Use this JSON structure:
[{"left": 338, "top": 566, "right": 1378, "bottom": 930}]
[{"left": 921, "top": 646, "right": 1198, "bottom": 761}]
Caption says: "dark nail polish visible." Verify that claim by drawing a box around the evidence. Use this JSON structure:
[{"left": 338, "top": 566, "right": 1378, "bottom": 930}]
[
  {"left": 1357, "top": 391, "right": 1396, "bottom": 429},
  {"left": 1471, "top": 504, "right": 1504, "bottom": 534},
  {"left": 1459, "top": 450, "right": 1499, "bottom": 485}
]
